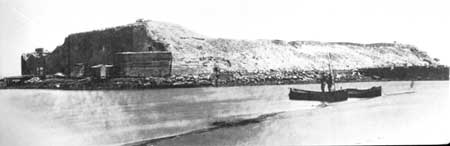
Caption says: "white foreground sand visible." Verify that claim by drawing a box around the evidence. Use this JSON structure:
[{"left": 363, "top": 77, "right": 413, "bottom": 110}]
[
  {"left": 147, "top": 84, "right": 450, "bottom": 146},
  {"left": 0, "top": 81, "right": 448, "bottom": 146}
]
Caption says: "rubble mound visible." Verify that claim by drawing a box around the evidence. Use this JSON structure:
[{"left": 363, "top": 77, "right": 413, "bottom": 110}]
[
  {"left": 46, "top": 19, "right": 439, "bottom": 76},
  {"left": 136, "top": 20, "right": 437, "bottom": 75}
]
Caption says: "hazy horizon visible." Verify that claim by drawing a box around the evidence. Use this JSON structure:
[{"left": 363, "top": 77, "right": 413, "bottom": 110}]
[{"left": 1, "top": 0, "right": 449, "bottom": 77}]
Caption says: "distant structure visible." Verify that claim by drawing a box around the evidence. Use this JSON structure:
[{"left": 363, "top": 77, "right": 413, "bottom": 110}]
[
  {"left": 21, "top": 21, "right": 173, "bottom": 78},
  {"left": 21, "top": 48, "right": 50, "bottom": 76},
  {"left": 90, "top": 64, "right": 114, "bottom": 79},
  {"left": 20, "top": 19, "right": 440, "bottom": 79},
  {"left": 115, "top": 51, "right": 172, "bottom": 77}
]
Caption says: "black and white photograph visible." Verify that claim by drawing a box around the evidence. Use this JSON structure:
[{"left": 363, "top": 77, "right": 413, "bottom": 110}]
[{"left": 1, "top": 0, "right": 449, "bottom": 145}]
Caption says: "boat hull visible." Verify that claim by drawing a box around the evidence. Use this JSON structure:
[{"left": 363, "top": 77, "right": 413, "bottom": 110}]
[
  {"left": 289, "top": 88, "right": 348, "bottom": 102},
  {"left": 346, "top": 86, "right": 382, "bottom": 98}
]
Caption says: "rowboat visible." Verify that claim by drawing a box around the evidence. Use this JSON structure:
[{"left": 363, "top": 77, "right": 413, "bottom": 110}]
[
  {"left": 345, "top": 86, "right": 382, "bottom": 98},
  {"left": 289, "top": 88, "right": 348, "bottom": 102}
]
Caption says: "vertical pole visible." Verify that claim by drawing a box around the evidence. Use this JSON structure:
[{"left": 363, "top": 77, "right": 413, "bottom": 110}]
[
  {"left": 168, "top": 52, "right": 172, "bottom": 77},
  {"left": 102, "top": 46, "right": 105, "bottom": 65},
  {"left": 42, "top": 53, "right": 46, "bottom": 78},
  {"left": 102, "top": 46, "right": 106, "bottom": 79},
  {"left": 328, "top": 53, "right": 336, "bottom": 91},
  {"left": 68, "top": 42, "right": 71, "bottom": 76}
]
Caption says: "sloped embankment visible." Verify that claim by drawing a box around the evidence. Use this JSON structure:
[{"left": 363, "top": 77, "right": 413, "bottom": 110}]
[
  {"left": 45, "top": 19, "right": 439, "bottom": 76},
  {"left": 139, "top": 20, "right": 438, "bottom": 75}
]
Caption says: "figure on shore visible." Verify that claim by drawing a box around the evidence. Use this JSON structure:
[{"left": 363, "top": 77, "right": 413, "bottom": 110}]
[
  {"left": 318, "top": 72, "right": 328, "bottom": 107},
  {"left": 410, "top": 80, "right": 415, "bottom": 88},
  {"left": 319, "top": 72, "right": 327, "bottom": 93},
  {"left": 213, "top": 66, "right": 220, "bottom": 86},
  {"left": 326, "top": 73, "right": 334, "bottom": 92}
]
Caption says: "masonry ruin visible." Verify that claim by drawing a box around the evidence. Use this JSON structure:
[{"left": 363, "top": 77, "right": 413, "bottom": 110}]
[
  {"left": 21, "top": 48, "right": 50, "bottom": 76},
  {"left": 21, "top": 22, "right": 173, "bottom": 78},
  {"left": 115, "top": 51, "right": 172, "bottom": 77}
]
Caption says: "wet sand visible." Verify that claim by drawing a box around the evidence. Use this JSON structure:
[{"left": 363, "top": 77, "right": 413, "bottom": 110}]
[{"left": 134, "top": 83, "right": 450, "bottom": 146}]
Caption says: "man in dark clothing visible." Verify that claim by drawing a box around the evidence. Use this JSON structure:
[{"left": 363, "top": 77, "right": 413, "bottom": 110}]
[
  {"left": 318, "top": 72, "right": 328, "bottom": 107},
  {"left": 213, "top": 66, "right": 220, "bottom": 86},
  {"left": 326, "top": 73, "right": 333, "bottom": 92},
  {"left": 319, "top": 72, "right": 326, "bottom": 93}
]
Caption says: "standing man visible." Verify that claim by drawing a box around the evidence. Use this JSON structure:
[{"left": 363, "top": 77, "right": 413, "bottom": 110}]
[
  {"left": 326, "top": 73, "right": 334, "bottom": 92},
  {"left": 410, "top": 80, "right": 415, "bottom": 88},
  {"left": 213, "top": 66, "right": 220, "bottom": 86},
  {"left": 319, "top": 72, "right": 326, "bottom": 93},
  {"left": 318, "top": 72, "right": 328, "bottom": 107}
]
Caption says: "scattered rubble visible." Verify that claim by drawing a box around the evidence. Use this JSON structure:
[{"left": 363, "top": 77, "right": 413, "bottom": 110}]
[
  {"left": 0, "top": 69, "right": 367, "bottom": 90},
  {"left": 2, "top": 65, "right": 447, "bottom": 90}
]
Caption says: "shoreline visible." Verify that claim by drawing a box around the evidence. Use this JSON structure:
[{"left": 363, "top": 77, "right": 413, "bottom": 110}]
[
  {"left": 122, "top": 112, "right": 281, "bottom": 146},
  {"left": 0, "top": 78, "right": 442, "bottom": 91},
  {"left": 1, "top": 66, "right": 448, "bottom": 90},
  {"left": 122, "top": 82, "right": 450, "bottom": 146}
]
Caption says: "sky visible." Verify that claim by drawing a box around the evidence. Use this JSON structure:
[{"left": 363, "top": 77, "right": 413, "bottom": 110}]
[{"left": 1, "top": 0, "right": 449, "bottom": 77}]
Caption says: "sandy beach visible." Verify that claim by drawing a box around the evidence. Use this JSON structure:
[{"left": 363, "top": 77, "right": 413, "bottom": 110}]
[
  {"left": 0, "top": 81, "right": 448, "bottom": 146},
  {"left": 134, "top": 82, "right": 450, "bottom": 146}
]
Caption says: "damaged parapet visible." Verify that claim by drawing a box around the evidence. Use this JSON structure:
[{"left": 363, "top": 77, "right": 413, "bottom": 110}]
[
  {"left": 21, "top": 48, "right": 50, "bottom": 76},
  {"left": 114, "top": 51, "right": 172, "bottom": 77}
]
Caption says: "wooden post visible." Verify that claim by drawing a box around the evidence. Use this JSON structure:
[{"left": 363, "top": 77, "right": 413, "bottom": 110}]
[
  {"left": 328, "top": 53, "right": 336, "bottom": 91},
  {"left": 68, "top": 43, "right": 71, "bottom": 75},
  {"left": 169, "top": 53, "right": 173, "bottom": 77}
]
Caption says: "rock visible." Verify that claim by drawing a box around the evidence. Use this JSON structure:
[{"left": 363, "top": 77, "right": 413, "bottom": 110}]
[
  {"left": 198, "top": 80, "right": 212, "bottom": 86},
  {"left": 25, "top": 77, "right": 42, "bottom": 83}
]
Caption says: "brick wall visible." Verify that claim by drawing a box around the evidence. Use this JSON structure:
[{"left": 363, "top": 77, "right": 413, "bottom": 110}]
[
  {"left": 44, "top": 24, "right": 169, "bottom": 75},
  {"left": 21, "top": 51, "right": 49, "bottom": 76},
  {"left": 115, "top": 51, "right": 172, "bottom": 77}
]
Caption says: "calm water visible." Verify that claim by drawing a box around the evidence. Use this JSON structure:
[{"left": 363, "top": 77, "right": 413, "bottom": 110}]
[{"left": 0, "top": 81, "right": 448, "bottom": 146}]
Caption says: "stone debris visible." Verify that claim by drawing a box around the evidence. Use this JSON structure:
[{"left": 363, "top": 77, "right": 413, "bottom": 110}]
[{"left": 0, "top": 69, "right": 370, "bottom": 90}]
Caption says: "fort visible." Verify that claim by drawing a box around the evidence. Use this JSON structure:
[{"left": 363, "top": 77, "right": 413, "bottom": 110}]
[
  {"left": 21, "top": 23, "right": 172, "bottom": 79},
  {"left": 21, "top": 48, "right": 50, "bottom": 76},
  {"left": 1, "top": 19, "right": 448, "bottom": 89}
]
